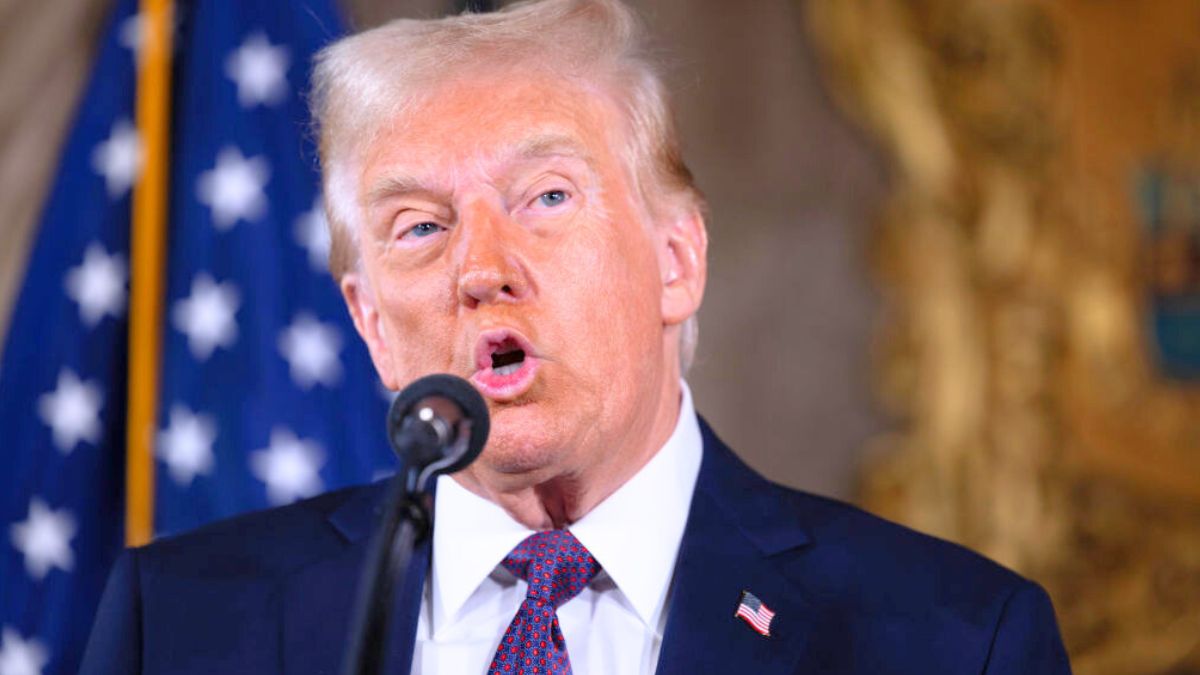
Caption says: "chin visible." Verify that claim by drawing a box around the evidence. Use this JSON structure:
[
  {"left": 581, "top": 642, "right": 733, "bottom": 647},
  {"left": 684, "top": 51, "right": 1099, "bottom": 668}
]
[{"left": 477, "top": 405, "right": 574, "bottom": 476}]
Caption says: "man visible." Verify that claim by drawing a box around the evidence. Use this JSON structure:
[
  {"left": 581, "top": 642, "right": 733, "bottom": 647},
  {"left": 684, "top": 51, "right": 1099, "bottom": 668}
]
[{"left": 81, "top": 0, "right": 1071, "bottom": 673}]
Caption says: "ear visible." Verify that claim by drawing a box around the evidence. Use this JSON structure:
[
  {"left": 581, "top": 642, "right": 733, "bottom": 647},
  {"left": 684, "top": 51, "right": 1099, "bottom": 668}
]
[
  {"left": 658, "top": 205, "right": 707, "bottom": 326},
  {"left": 340, "top": 271, "right": 400, "bottom": 390}
]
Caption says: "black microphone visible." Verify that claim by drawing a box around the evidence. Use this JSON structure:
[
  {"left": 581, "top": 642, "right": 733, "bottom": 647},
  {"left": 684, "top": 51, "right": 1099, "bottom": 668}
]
[
  {"left": 386, "top": 373, "right": 489, "bottom": 493},
  {"left": 343, "top": 374, "right": 489, "bottom": 675}
]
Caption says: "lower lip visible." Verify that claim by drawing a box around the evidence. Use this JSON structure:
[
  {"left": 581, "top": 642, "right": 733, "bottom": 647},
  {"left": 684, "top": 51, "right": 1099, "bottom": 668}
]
[{"left": 470, "top": 356, "right": 539, "bottom": 401}]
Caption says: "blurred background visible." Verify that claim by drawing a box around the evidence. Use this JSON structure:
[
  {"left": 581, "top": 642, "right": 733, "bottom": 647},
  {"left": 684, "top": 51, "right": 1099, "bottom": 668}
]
[{"left": 1, "top": 0, "right": 1198, "bottom": 672}]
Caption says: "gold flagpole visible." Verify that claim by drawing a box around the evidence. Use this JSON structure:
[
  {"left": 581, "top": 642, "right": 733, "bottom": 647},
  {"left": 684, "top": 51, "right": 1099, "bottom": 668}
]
[{"left": 125, "top": 0, "right": 174, "bottom": 547}]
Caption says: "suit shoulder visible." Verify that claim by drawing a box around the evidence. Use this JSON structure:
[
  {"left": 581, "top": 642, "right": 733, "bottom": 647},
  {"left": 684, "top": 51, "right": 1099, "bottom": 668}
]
[
  {"left": 773, "top": 482, "right": 1028, "bottom": 612},
  {"left": 698, "top": 419, "right": 1026, "bottom": 603},
  {"left": 780, "top": 486, "right": 1071, "bottom": 669},
  {"left": 132, "top": 482, "right": 377, "bottom": 579}
]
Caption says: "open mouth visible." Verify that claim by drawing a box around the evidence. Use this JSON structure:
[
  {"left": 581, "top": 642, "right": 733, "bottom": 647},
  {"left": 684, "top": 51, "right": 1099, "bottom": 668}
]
[
  {"left": 471, "top": 328, "right": 539, "bottom": 400},
  {"left": 490, "top": 338, "right": 526, "bottom": 376}
]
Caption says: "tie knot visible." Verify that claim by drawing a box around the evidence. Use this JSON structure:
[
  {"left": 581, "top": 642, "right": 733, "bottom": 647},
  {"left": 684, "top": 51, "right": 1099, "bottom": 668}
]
[{"left": 502, "top": 530, "right": 600, "bottom": 608}]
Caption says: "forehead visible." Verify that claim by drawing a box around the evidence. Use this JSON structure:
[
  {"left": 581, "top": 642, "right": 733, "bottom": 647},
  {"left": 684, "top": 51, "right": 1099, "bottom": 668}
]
[{"left": 359, "top": 72, "right": 627, "bottom": 185}]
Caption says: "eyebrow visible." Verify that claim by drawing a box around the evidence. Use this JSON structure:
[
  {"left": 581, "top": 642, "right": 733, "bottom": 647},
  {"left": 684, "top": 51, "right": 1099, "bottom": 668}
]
[
  {"left": 513, "top": 133, "right": 593, "bottom": 163},
  {"left": 365, "top": 132, "right": 595, "bottom": 206},
  {"left": 366, "top": 174, "right": 437, "bottom": 207}
]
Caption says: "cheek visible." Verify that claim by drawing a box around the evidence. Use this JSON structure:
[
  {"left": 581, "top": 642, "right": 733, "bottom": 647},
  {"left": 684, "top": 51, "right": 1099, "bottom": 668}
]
[
  {"left": 374, "top": 270, "right": 459, "bottom": 376},
  {"left": 554, "top": 226, "right": 662, "bottom": 347}
]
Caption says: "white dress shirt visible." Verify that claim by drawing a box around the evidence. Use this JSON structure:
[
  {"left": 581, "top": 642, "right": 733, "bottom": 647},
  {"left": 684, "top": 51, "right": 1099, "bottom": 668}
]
[{"left": 411, "top": 383, "right": 703, "bottom": 675}]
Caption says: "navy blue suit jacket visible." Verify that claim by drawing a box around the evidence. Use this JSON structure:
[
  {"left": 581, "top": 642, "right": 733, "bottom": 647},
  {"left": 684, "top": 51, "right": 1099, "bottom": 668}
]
[{"left": 80, "top": 418, "right": 1071, "bottom": 673}]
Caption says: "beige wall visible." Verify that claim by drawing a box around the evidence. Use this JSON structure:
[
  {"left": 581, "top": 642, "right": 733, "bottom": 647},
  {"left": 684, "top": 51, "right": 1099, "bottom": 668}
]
[
  {"left": 620, "top": 1, "right": 885, "bottom": 498},
  {"left": 0, "top": 0, "right": 110, "bottom": 343},
  {"left": 0, "top": 0, "right": 885, "bottom": 499}
]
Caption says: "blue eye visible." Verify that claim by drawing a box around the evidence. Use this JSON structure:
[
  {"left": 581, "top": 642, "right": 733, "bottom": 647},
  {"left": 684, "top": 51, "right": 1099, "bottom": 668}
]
[
  {"left": 538, "top": 190, "right": 568, "bottom": 207},
  {"left": 407, "top": 222, "right": 443, "bottom": 239}
]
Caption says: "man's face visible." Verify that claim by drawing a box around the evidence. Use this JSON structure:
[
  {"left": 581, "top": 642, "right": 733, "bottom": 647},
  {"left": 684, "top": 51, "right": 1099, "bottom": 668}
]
[{"left": 340, "top": 72, "right": 704, "bottom": 484}]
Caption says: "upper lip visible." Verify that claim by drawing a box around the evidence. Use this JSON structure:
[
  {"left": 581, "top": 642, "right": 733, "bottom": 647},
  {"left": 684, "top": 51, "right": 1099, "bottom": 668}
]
[{"left": 473, "top": 327, "right": 537, "bottom": 372}]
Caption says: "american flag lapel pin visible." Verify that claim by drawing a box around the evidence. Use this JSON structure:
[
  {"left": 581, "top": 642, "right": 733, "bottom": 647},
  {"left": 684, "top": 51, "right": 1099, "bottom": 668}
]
[{"left": 734, "top": 589, "right": 776, "bottom": 637}]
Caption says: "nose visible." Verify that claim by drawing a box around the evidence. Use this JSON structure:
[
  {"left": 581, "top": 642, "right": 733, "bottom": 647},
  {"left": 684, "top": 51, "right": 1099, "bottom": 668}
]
[{"left": 454, "top": 200, "right": 530, "bottom": 308}]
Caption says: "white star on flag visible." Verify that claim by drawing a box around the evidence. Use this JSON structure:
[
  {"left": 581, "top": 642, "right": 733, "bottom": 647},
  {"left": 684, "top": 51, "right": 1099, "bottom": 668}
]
[
  {"left": 172, "top": 274, "right": 240, "bottom": 360},
  {"left": 64, "top": 243, "right": 127, "bottom": 327},
  {"left": 118, "top": 13, "right": 146, "bottom": 57},
  {"left": 90, "top": 118, "right": 143, "bottom": 198},
  {"left": 250, "top": 428, "right": 325, "bottom": 505},
  {"left": 225, "top": 32, "right": 290, "bottom": 108},
  {"left": 157, "top": 405, "right": 217, "bottom": 487},
  {"left": 294, "top": 198, "right": 331, "bottom": 271},
  {"left": 279, "top": 314, "right": 343, "bottom": 389},
  {"left": 9, "top": 498, "right": 76, "bottom": 581},
  {"left": 195, "top": 146, "right": 270, "bottom": 229},
  {"left": 0, "top": 627, "right": 48, "bottom": 675},
  {"left": 37, "top": 369, "right": 103, "bottom": 454}
]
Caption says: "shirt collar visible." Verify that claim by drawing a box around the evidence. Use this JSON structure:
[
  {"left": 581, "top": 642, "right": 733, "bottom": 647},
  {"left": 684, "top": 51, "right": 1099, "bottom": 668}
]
[
  {"left": 430, "top": 473, "right": 530, "bottom": 635},
  {"left": 429, "top": 382, "right": 703, "bottom": 636}
]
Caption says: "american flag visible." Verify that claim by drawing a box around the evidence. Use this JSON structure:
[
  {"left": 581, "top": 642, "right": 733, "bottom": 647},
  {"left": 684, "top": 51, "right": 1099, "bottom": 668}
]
[
  {"left": 0, "top": 1, "right": 395, "bottom": 673},
  {"left": 735, "top": 590, "right": 776, "bottom": 637}
]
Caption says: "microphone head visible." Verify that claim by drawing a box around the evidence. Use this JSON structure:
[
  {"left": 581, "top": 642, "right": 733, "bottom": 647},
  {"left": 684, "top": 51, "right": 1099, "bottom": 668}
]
[{"left": 387, "top": 374, "right": 490, "bottom": 479}]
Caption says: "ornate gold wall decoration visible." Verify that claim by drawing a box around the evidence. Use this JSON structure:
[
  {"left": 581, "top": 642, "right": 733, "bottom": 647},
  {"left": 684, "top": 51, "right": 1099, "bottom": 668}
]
[{"left": 805, "top": 0, "right": 1200, "bottom": 671}]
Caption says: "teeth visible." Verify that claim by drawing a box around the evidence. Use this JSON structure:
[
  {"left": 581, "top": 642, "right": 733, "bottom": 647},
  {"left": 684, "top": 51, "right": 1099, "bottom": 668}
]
[{"left": 494, "top": 363, "right": 521, "bottom": 376}]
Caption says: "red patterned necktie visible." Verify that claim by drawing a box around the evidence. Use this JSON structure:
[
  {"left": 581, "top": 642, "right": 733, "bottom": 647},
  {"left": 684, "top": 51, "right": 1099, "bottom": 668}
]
[{"left": 487, "top": 530, "right": 601, "bottom": 675}]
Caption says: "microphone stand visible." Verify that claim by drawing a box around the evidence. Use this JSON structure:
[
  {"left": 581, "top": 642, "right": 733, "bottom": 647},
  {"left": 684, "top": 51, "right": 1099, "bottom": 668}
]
[
  {"left": 340, "top": 457, "right": 432, "bottom": 675},
  {"left": 341, "top": 374, "right": 489, "bottom": 675}
]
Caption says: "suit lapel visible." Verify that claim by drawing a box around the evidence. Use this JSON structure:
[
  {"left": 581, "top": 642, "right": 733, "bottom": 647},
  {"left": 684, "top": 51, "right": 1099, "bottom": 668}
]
[
  {"left": 656, "top": 420, "right": 816, "bottom": 675},
  {"left": 280, "top": 480, "right": 432, "bottom": 675}
]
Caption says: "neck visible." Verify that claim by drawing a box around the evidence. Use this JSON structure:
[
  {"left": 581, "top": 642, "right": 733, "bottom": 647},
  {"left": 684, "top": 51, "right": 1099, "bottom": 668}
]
[{"left": 455, "top": 377, "right": 683, "bottom": 530}]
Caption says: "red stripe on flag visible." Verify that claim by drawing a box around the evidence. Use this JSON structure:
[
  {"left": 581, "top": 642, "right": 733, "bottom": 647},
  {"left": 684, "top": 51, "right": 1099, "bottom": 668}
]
[{"left": 735, "top": 604, "right": 774, "bottom": 636}]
